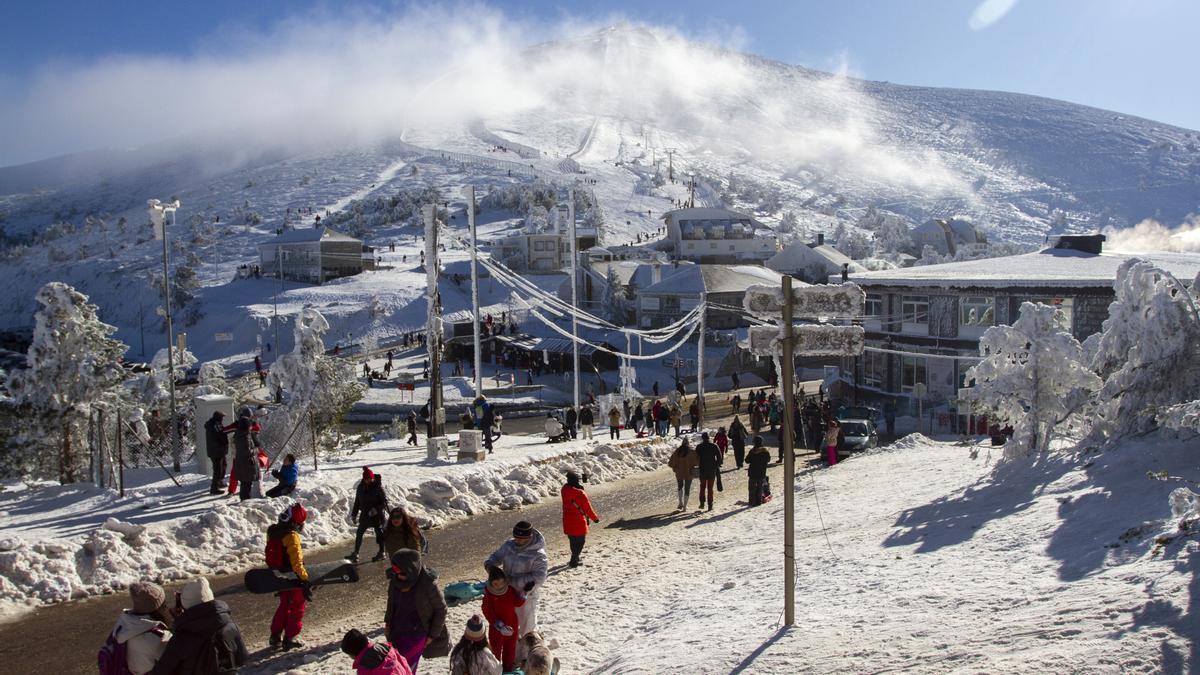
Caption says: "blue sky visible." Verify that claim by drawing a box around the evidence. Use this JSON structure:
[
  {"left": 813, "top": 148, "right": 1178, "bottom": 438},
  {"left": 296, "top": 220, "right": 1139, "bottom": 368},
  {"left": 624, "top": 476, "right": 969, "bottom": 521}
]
[{"left": 1, "top": 0, "right": 1198, "bottom": 164}]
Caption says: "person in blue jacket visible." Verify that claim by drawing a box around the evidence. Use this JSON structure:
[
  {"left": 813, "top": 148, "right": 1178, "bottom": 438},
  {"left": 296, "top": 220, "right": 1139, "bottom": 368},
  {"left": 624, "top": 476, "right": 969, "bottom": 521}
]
[{"left": 266, "top": 454, "right": 299, "bottom": 498}]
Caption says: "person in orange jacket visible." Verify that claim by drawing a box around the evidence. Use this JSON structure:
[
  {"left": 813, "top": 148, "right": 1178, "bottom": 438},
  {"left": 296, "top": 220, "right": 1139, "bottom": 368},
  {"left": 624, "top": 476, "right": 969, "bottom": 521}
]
[
  {"left": 265, "top": 503, "right": 310, "bottom": 650},
  {"left": 560, "top": 471, "right": 600, "bottom": 568},
  {"left": 480, "top": 567, "right": 525, "bottom": 673}
]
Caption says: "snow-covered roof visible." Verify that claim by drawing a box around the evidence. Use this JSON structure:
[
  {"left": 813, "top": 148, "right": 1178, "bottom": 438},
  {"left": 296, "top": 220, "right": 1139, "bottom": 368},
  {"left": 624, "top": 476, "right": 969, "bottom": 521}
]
[
  {"left": 766, "top": 242, "right": 866, "bottom": 274},
  {"left": 663, "top": 207, "right": 757, "bottom": 223},
  {"left": 259, "top": 226, "right": 361, "bottom": 246},
  {"left": 846, "top": 248, "right": 1200, "bottom": 289},
  {"left": 532, "top": 337, "right": 598, "bottom": 356},
  {"left": 588, "top": 260, "right": 644, "bottom": 286},
  {"left": 641, "top": 264, "right": 783, "bottom": 295}
]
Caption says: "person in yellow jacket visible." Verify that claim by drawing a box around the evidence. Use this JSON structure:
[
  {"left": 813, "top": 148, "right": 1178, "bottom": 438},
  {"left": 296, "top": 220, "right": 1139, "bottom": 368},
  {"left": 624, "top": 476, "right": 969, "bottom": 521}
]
[{"left": 265, "top": 503, "right": 310, "bottom": 650}]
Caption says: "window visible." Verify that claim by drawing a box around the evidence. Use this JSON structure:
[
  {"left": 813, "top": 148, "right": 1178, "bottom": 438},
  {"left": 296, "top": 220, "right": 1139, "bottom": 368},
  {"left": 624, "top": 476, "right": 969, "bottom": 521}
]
[
  {"left": 533, "top": 241, "right": 547, "bottom": 252},
  {"left": 959, "top": 296, "right": 994, "bottom": 327},
  {"left": 865, "top": 293, "right": 883, "bottom": 319},
  {"left": 901, "top": 296, "right": 928, "bottom": 323},
  {"left": 862, "top": 351, "right": 886, "bottom": 387},
  {"left": 729, "top": 244, "right": 735, "bottom": 251},
  {"left": 901, "top": 355, "right": 927, "bottom": 393}
]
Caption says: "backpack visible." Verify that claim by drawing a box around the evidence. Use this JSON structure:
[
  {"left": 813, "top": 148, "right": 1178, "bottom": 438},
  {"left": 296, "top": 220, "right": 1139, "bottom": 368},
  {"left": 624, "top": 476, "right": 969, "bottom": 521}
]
[
  {"left": 98, "top": 630, "right": 133, "bottom": 675},
  {"left": 265, "top": 536, "right": 286, "bottom": 570}
]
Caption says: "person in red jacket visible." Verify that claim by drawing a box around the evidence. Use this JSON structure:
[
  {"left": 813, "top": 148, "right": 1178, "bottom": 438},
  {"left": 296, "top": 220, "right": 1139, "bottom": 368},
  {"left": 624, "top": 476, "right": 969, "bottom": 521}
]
[
  {"left": 560, "top": 471, "right": 600, "bottom": 568},
  {"left": 481, "top": 566, "right": 525, "bottom": 673}
]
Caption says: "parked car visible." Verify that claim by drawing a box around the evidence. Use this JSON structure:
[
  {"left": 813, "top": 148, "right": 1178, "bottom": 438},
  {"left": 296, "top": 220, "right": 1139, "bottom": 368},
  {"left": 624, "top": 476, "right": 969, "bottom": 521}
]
[
  {"left": 837, "top": 419, "right": 878, "bottom": 456},
  {"left": 837, "top": 405, "right": 879, "bottom": 423}
]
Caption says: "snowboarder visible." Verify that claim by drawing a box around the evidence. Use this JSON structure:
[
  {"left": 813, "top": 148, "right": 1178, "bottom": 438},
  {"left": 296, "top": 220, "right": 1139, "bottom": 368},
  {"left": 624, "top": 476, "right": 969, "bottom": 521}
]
[
  {"left": 203, "top": 410, "right": 230, "bottom": 495},
  {"left": 266, "top": 453, "right": 299, "bottom": 498},
  {"left": 348, "top": 467, "right": 388, "bottom": 563},
  {"left": 449, "top": 615, "right": 502, "bottom": 675},
  {"left": 746, "top": 436, "right": 771, "bottom": 507},
  {"left": 265, "top": 503, "right": 310, "bottom": 650},
  {"left": 150, "top": 577, "right": 249, "bottom": 674},
  {"left": 382, "top": 507, "right": 428, "bottom": 560},
  {"left": 385, "top": 549, "right": 450, "bottom": 671},
  {"left": 484, "top": 521, "right": 548, "bottom": 636},
  {"left": 104, "top": 581, "right": 171, "bottom": 675},
  {"left": 695, "top": 432, "right": 722, "bottom": 512},
  {"left": 579, "top": 405, "right": 594, "bottom": 440},
  {"left": 729, "top": 416, "right": 748, "bottom": 468},
  {"left": 560, "top": 471, "right": 600, "bottom": 567},
  {"left": 481, "top": 567, "right": 525, "bottom": 673},
  {"left": 667, "top": 438, "right": 699, "bottom": 511},
  {"left": 340, "top": 628, "right": 414, "bottom": 675}
]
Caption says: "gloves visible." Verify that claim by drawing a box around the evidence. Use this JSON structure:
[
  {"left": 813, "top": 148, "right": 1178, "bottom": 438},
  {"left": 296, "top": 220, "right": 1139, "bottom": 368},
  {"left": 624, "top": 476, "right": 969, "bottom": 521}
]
[
  {"left": 592, "top": 518, "right": 600, "bottom": 524},
  {"left": 494, "top": 621, "right": 514, "bottom": 637},
  {"left": 524, "top": 581, "right": 535, "bottom": 593},
  {"left": 301, "top": 582, "right": 314, "bottom": 602}
]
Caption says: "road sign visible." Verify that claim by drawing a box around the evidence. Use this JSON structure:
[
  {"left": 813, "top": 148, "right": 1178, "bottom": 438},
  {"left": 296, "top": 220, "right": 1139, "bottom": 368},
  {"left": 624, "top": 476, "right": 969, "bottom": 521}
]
[
  {"left": 214, "top": 332, "right": 233, "bottom": 342},
  {"left": 744, "top": 283, "right": 866, "bottom": 319},
  {"left": 748, "top": 324, "right": 865, "bottom": 357}
]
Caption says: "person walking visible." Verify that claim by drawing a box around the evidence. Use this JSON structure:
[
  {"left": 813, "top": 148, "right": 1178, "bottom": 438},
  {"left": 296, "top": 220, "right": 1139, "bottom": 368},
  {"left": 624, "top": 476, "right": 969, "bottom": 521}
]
[
  {"left": 150, "top": 577, "right": 249, "bottom": 674},
  {"left": 481, "top": 568, "right": 525, "bottom": 673},
  {"left": 669, "top": 405, "right": 682, "bottom": 437},
  {"left": 688, "top": 399, "right": 699, "bottom": 433},
  {"left": 579, "top": 405, "right": 594, "bottom": 440},
  {"left": 746, "top": 436, "right": 771, "bottom": 507},
  {"left": 475, "top": 395, "right": 497, "bottom": 451},
  {"left": 230, "top": 408, "right": 263, "bottom": 501},
  {"left": 265, "top": 503, "right": 310, "bottom": 650},
  {"left": 651, "top": 400, "right": 664, "bottom": 436},
  {"left": 449, "top": 616, "right": 502, "bottom": 675},
  {"left": 203, "top": 411, "right": 230, "bottom": 495},
  {"left": 728, "top": 416, "right": 748, "bottom": 469},
  {"left": 564, "top": 406, "right": 578, "bottom": 440},
  {"left": 406, "top": 412, "right": 419, "bottom": 447},
  {"left": 385, "top": 549, "right": 450, "bottom": 672},
  {"left": 349, "top": 467, "right": 389, "bottom": 563},
  {"left": 560, "top": 471, "right": 600, "bottom": 567},
  {"left": 695, "top": 432, "right": 722, "bottom": 512},
  {"left": 749, "top": 403, "right": 764, "bottom": 437},
  {"left": 607, "top": 406, "right": 621, "bottom": 439},
  {"left": 105, "top": 581, "right": 172, "bottom": 675},
  {"left": 714, "top": 426, "right": 729, "bottom": 457},
  {"left": 484, "top": 521, "right": 548, "bottom": 637},
  {"left": 729, "top": 393, "right": 742, "bottom": 415},
  {"left": 653, "top": 381, "right": 659, "bottom": 396},
  {"left": 382, "top": 507, "right": 428, "bottom": 560},
  {"left": 883, "top": 400, "right": 896, "bottom": 439},
  {"left": 731, "top": 371, "right": 740, "bottom": 390},
  {"left": 632, "top": 401, "right": 645, "bottom": 436},
  {"left": 667, "top": 438, "right": 699, "bottom": 511},
  {"left": 824, "top": 419, "right": 841, "bottom": 466}
]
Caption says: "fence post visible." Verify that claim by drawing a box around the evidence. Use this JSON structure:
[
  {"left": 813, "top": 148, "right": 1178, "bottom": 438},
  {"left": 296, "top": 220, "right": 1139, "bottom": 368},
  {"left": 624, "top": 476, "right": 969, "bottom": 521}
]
[
  {"left": 117, "top": 410, "right": 125, "bottom": 498},
  {"left": 88, "top": 409, "right": 96, "bottom": 486},
  {"left": 97, "top": 409, "right": 106, "bottom": 489},
  {"left": 309, "top": 410, "right": 318, "bottom": 473}
]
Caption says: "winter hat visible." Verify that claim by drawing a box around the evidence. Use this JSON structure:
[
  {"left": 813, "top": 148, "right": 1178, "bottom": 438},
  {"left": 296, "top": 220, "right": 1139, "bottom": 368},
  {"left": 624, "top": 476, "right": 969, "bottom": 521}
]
[
  {"left": 701, "top": 432, "right": 710, "bottom": 441},
  {"left": 279, "top": 503, "right": 308, "bottom": 525},
  {"left": 390, "top": 548, "right": 422, "bottom": 589},
  {"left": 180, "top": 577, "right": 214, "bottom": 609},
  {"left": 341, "top": 629, "right": 369, "bottom": 658},
  {"left": 362, "top": 467, "right": 375, "bottom": 481},
  {"left": 486, "top": 566, "right": 509, "bottom": 595},
  {"left": 464, "top": 615, "right": 487, "bottom": 641},
  {"left": 129, "top": 581, "right": 166, "bottom": 614},
  {"left": 512, "top": 521, "right": 533, "bottom": 538}
]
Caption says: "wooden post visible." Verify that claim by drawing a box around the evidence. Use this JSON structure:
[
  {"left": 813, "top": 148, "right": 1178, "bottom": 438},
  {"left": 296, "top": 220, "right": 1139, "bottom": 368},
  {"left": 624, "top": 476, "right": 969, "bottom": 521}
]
[{"left": 117, "top": 410, "right": 125, "bottom": 498}]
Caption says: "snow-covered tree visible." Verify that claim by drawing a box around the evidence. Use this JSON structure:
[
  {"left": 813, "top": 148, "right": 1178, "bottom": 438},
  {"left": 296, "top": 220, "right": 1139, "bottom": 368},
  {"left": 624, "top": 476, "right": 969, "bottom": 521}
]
[
  {"left": 965, "top": 302, "right": 1101, "bottom": 459},
  {"left": 4, "top": 282, "right": 128, "bottom": 482},
  {"left": 1087, "top": 259, "right": 1200, "bottom": 440},
  {"left": 778, "top": 211, "right": 799, "bottom": 235},
  {"left": 196, "top": 362, "right": 228, "bottom": 396}
]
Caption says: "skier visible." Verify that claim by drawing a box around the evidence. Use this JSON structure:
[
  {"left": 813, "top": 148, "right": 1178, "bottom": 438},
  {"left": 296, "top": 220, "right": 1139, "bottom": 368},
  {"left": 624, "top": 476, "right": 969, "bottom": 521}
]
[
  {"left": 348, "top": 467, "right": 389, "bottom": 562},
  {"left": 579, "top": 404, "right": 594, "bottom": 440},
  {"left": 728, "top": 416, "right": 748, "bottom": 469},
  {"left": 340, "top": 628, "right": 414, "bottom": 675},
  {"left": 265, "top": 503, "right": 310, "bottom": 650},
  {"left": 406, "top": 411, "right": 419, "bottom": 447},
  {"left": 150, "top": 577, "right": 249, "bottom": 674},
  {"left": 746, "top": 436, "right": 771, "bottom": 506},
  {"left": 385, "top": 549, "right": 450, "bottom": 671},
  {"left": 265, "top": 453, "right": 299, "bottom": 498},
  {"left": 667, "top": 438, "right": 699, "bottom": 511},
  {"left": 481, "top": 567, "right": 525, "bottom": 673},
  {"left": 484, "top": 521, "right": 548, "bottom": 636},
  {"left": 104, "top": 581, "right": 171, "bottom": 675},
  {"left": 695, "top": 432, "right": 722, "bottom": 512},
  {"left": 449, "top": 615, "right": 502, "bottom": 675},
  {"left": 560, "top": 470, "right": 600, "bottom": 567},
  {"left": 607, "top": 405, "right": 622, "bottom": 439},
  {"left": 203, "top": 410, "right": 230, "bottom": 495},
  {"left": 382, "top": 507, "right": 428, "bottom": 560},
  {"left": 229, "top": 408, "right": 264, "bottom": 501}
]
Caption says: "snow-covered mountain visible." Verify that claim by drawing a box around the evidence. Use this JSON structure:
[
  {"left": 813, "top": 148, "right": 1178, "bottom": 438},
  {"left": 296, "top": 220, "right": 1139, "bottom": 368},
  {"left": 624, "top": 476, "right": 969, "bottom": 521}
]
[{"left": 0, "top": 24, "right": 1197, "bottom": 358}]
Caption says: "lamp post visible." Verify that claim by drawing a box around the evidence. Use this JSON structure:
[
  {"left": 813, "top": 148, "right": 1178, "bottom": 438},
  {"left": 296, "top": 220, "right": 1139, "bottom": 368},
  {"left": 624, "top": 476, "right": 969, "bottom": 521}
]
[{"left": 147, "top": 199, "right": 182, "bottom": 472}]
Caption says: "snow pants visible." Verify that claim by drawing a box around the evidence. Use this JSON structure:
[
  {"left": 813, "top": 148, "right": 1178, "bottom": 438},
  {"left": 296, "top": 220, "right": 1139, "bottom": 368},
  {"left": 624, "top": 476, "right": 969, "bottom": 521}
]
[
  {"left": 489, "top": 627, "right": 519, "bottom": 672},
  {"left": 270, "top": 588, "right": 306, "bottom": 638},
  {"left": 209, "top": 454, "right": 227, "bottom": 492},
  {"left": 516, "top": 587, "right": 540, "bottom": 637},
  {"left": 354, "top": 521, "right": 384, "bottom": 556},
  {"left": 732, "top": 442, "right": 745, "bottom": 468},
  {"left": 609, "top": 426, "right": 620, "bottom": 439},
  {"left": 826, "top": 444, "right": 838, "bottom": 465},
  {"left": 568, "top": 534, "right": 586, "bottom": 564},
  {"left": 748, "top": 477, "right": 764, "bottom": 506},
  {"left": 581, "top": 424, "right": 593, "bottom": 440}
]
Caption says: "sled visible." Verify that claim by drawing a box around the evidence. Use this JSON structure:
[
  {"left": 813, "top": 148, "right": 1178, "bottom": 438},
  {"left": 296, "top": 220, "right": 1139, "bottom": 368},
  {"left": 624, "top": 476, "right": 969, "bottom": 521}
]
[
  {"left": 243, "top": 560, "right": 360, "bottom": 594},
  {"left": 444, "top": 580, "right": 486, "bottom": 607}
]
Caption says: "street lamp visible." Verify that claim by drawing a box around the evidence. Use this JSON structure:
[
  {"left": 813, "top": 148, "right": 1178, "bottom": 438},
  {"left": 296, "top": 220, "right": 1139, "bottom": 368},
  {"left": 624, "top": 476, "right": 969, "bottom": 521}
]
[{"left": 147, "top": 199, "right": 182, "bottom": 472}]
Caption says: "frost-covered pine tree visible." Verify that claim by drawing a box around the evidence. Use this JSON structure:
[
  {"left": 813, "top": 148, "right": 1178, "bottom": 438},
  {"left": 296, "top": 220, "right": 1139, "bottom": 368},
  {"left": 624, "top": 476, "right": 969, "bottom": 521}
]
[
  {"left": 5, "top": 282, "right": 128, "bottom": 482},
  {"left": 965, "top": 302, "right": 1100, "bottom": 458},
  {"left": 196, "top": 362, "right": 228, "bottom": 396},
  {"left": 1086, "top": 259, "right": 1200, "bottom": 441}
]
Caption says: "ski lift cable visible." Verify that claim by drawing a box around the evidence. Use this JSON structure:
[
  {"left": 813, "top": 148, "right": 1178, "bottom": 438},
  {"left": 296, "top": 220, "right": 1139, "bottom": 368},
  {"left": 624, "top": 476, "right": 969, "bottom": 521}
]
[{"left": 526, "top": 305, "right": 704, "bottom": 361}]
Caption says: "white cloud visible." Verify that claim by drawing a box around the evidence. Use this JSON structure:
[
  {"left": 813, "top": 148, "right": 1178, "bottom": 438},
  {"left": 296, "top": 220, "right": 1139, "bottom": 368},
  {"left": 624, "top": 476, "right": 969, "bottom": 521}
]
[
  {"left": 968, "top": 0, "right": 1019, "bottom": 31},
  {"left": 1104, "top": 216, "right": 1200, "bottom": 253}
]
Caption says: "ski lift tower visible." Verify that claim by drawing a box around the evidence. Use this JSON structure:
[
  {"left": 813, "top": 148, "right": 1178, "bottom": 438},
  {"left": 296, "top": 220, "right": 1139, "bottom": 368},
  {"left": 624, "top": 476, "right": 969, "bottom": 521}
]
[{"left": 147, "top": 198, "right": 183, "bottom": 472}]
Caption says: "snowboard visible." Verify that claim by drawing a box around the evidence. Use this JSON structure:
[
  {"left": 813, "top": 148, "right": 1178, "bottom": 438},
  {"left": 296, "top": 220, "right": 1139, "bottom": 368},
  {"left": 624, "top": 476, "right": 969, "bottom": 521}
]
[{"left": 244, "top": 561, "right": 360, "bottom": 594}]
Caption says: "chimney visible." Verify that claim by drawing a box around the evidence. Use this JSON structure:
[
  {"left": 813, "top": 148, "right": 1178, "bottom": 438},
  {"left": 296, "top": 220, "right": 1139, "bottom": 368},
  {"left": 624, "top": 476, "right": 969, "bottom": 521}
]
[
  {"left": 841, "top": 263, "right": 849, "bottom": 282},
  {"left": 817, "top": 233, "right": 825, "bottom": 246},
  {"left": 652, "top": 265, "right": 662, "bottom": 285},
  {"left": 1053, "top": 234, "right": 1105, "bottom": 255}
]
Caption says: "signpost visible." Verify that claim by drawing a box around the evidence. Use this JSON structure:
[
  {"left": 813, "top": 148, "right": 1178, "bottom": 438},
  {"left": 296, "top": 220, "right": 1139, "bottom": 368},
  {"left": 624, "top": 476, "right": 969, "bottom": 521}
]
[{"left": 214, "top": 332, "right": 233, "bottom": 342}]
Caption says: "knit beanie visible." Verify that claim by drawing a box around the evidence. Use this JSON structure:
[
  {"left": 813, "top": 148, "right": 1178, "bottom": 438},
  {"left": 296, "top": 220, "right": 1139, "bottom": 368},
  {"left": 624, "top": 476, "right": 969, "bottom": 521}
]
[
  {"left": 362, "top": 467, "right": 374, "bottom": 481},
  {"left": 464, "top": 615, "right": 486, "bottom": 641},
  {"left": 180, "top": 577, "right": 214, "bottom": 609},
  {"left": 341, "top": 628, "right": 369, "bottom": 657},
  {"left": 512, "top": 521, "right": 533, "bottom": 538},
  {"left": 129, "top": 581, "right": 166, "bottom": 614}
]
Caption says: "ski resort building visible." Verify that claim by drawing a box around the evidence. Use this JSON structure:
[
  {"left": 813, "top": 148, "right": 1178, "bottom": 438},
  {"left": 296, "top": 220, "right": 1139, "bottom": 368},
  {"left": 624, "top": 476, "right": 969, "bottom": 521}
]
[
  {"left": 910, "top": 218, "right": 988, "bottom": 257},
  {"left": 637, "top": 264, "right": 785, "bottom": 329},
  {"left": 766, "top": 235, "right": 868, "bottom": 284},
  {"left": 838, "top": 234, "right": 1200, "bottom": 413},
  {"left": 257, "top": 227, "right": 365, "bottom": 284},
  {"left": 493, "top": 206, "right": 599, "bottom": 272},
  {"left": 662, "top": 207, "right": 779, "bottom": 264}
]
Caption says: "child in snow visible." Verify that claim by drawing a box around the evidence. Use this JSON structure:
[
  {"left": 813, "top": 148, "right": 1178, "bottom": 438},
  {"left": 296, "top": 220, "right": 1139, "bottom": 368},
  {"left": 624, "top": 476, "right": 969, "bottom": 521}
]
[
  {"left": 449, "top": 615, "right": 502, "bottom": 675},
  {"left": 481, "top": 566, "right": 526, "bottom": 673},
  {"left": 341, "top": 628, "right": 413, "bottom": 675},
  {"left": 104, "top": 581, "right": 172, "bottom": 675},
  {"left": 265, "top": 503, "right": 309, "bottom": 650},
  {"left": 266, "top": 453, "right": 299, "bottom": 498}
]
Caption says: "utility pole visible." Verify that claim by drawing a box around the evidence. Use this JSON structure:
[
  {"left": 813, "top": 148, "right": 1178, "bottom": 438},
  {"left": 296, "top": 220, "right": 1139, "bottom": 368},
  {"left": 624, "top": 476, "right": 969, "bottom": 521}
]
[
  {"left": 780, "top": 276, "right": 797, "bottom": 626},
  {"left": 696, "top": 301, "right": 706, "bottom": 430},
  {"left": 147, "top": 199, "right": 182, "bottom": 473},
  {"left": 664, "top": 148, "right": 676, "bottom": 182},
  {"left": 689, "top": 176, "right": 697, "bottom": 208},
  {"left": 467, "top": 187, "right": 482, "bottom": 397},
  {"left": 424, "top": 204, "right": 445, "bottom": 449},
  {"left": 569, "top": 188, "right": 580, "bottom": 411}
]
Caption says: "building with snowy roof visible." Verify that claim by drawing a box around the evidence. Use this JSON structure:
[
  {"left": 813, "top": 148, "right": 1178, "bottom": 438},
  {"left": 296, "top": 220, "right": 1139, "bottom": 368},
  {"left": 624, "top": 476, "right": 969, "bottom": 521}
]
[
  {"left": 637, "top": 264, "right": 785, "bottom": 329},
  {"left": 258, "top": 227, "right": 365, "bottom": 284},
  {"left": 838, "top": 234, "right": 1200, "bottom": 412},
  {"left": 663, "top": 207, "right": 779, "bottom": 263},
  {"left": 910, "top": 218, "right": 988, "bottom": 257},
  {"left": 766, "top": 235, "right": 868, "bottom": 284}
]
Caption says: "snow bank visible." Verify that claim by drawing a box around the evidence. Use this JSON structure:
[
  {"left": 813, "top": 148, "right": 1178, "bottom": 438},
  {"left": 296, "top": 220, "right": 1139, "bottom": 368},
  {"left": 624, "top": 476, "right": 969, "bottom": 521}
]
[{"left": 0, "top": 433, "right": 674, "bottom": 617}]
